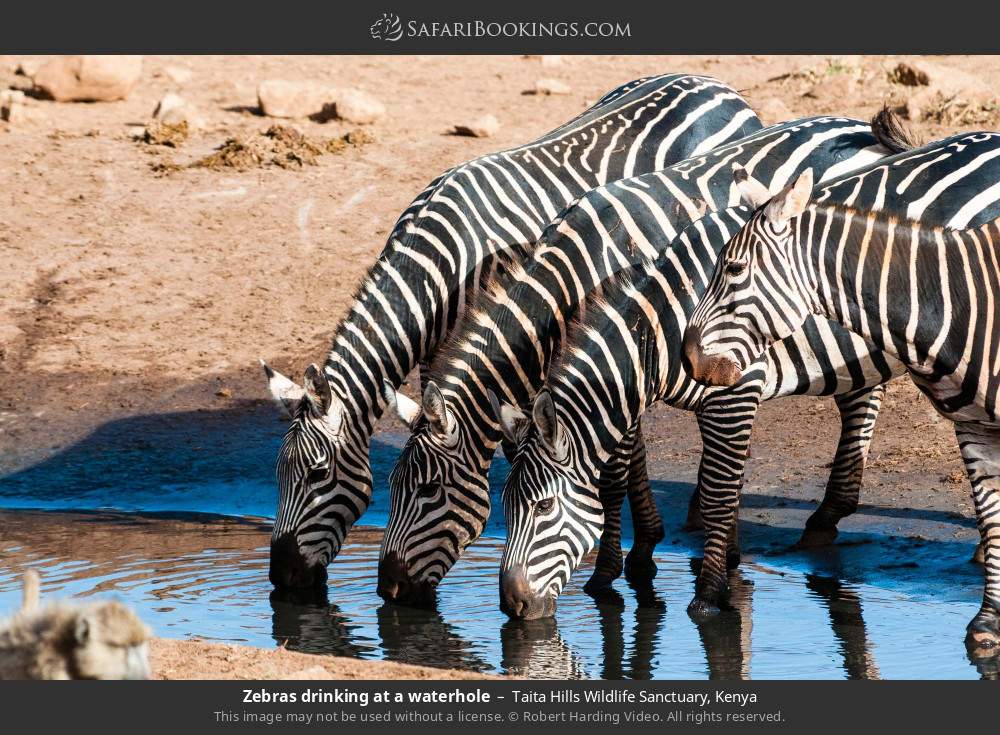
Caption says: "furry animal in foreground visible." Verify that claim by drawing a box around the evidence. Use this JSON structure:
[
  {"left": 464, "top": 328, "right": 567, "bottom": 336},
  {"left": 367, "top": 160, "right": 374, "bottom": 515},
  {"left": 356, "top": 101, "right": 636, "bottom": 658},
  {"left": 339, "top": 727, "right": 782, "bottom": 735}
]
[{"left": 0, "top": 569, "right": 151, "bottom": 680}]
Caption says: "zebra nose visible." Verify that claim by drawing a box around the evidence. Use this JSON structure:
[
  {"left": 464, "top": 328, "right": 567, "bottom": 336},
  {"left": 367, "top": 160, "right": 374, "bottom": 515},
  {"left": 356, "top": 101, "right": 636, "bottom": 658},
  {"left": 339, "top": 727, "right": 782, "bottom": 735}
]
[
  {"left": 377, "top": 552, "right": 410, "bottom": 601},
  {"left": 269, "top": 534, "right": 325, "bottom": 589},
  {"left": 500, "top": 566, "right": 535, "bottom": 619},
  {"left": 682, "top": 323, "right": 743, "bottom": 387}
]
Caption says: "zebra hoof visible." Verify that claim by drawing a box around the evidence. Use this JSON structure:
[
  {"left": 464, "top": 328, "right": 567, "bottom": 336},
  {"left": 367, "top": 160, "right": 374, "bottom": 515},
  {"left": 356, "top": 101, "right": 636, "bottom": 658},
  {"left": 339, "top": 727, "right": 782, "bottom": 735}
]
[
  {"left": 967, "top": 608, "right": 1000, "bottom": 652},
  {"left": 583, "top": 574, "right": 618, "bottom": 595},
  {"left": 624, "top": 553, "right": 658, "bottom": 583},
  {"left": 972, "top": 542, "right": 986, "bottom": 565},
  {"left": 687, "top": 597, "right": 721, "bottom": 618},
  {"left": 796, "top": 526, "right": 839, "bottom": 549},
  {"left": 726, "top": 549, "right": 741, "bottom": 570}
]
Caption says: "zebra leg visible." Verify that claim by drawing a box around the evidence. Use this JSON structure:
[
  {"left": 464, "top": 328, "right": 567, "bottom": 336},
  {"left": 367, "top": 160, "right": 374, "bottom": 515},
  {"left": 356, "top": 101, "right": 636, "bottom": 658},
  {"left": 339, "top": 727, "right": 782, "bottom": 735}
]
[
  {"left": 688, "top": 381, "right": 763, "bottom": 615},
  {"left": 682, "top": 414, "right": 707, "bottom": 532},
  {"left": 584, "top": 433, "right": 633, "bottom": 594},
  {"left": 955, "top": 422, "right": 1000, "bottom": 650},
  {"left": 799, "top": 385, "right": 886, "bottom": 548},
  {"left": 623, "top": 420, "right": 664, "bottom": 583}
]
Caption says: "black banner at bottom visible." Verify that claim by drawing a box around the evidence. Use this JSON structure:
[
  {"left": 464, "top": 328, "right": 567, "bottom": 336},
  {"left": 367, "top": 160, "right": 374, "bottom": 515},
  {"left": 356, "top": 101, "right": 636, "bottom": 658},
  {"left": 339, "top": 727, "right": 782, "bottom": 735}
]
[{"left": 5, "top": 679, "right": 995, "bottom": 732}]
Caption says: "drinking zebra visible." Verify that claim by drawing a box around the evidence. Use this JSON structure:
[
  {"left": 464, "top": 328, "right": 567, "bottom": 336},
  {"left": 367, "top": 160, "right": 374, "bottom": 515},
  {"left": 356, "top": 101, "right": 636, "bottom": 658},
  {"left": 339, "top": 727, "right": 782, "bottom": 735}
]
[
  {"left": 684, "top": 131, "right": 1000, "bottom": 649},
  {"left": 492, "top": 202, "right": 901, "bottom": 618},
  {"left": 379, "top": 115, "right": 894, "bottom": 605},
  {"left": 259, "top": 74, "right": 760, "bottom": 588}
]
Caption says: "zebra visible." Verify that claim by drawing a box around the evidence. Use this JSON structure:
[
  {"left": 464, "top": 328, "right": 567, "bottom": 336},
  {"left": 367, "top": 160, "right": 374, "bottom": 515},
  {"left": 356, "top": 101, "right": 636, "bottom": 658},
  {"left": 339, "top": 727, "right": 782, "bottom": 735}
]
[
  {"left": 379, "top": 115, "right": 896, "bottom": 605},
  {"left": 683, "top": 131, "right": 1000, "bottom": 650},
  {"left": 259, "top": 74, "right": 760, "bottom": 588},
  {"left": 491, "top": 200, "right": 901, "bottom": 619}
]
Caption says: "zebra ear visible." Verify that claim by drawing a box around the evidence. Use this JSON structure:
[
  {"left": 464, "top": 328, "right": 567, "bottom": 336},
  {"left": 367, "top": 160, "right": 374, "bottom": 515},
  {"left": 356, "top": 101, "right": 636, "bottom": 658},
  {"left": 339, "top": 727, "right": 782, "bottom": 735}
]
[
  {"left": 303, "top": 363, "right": 337, "bottom": 418},
  {"left": 487, "top": 389, "right": 527, "bottom": 444},
  {"left": 381, "top": 380, "right": 422, "bottom": 429},
  {"left": 764, "top": 168, "right": 814, "bottom": 226},
  {"left": 422, "top": 380, "right": 454, "bottom": 437},
  {"left": 532, "top": 389, "right": 564, "bottom": 457},
  {"left": 260, "top": 359, "right": 305, "bottom": 419},
  {"left": 732, "top": 163, "right": 771, "bottom": 210}
]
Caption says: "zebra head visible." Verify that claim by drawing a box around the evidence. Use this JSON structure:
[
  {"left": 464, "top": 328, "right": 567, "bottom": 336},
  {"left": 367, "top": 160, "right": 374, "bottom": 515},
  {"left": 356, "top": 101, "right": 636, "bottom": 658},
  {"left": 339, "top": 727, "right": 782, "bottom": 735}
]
[
  {"left": 377, "top": 380, "right": 489, "bottom": 606},
  {"left": 684, "top": 166, "right": 816, "bottom": 387},
  {"left": 262, "top": 360, "right": 368, "bottom": 589},
  {"left": 497, "top": 389, "right": 603, "bottom": 619}
]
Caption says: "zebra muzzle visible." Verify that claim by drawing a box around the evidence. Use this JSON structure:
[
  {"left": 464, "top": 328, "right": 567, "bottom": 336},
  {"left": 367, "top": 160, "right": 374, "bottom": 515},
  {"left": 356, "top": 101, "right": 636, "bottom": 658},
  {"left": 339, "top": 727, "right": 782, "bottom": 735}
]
[
  {"left": 499, "top": 566, "right": 556, "bottom": 620},
  {"left": 682, "top": 324, "right": 743, "bottom": 387},
  {"left": 377, "top": 552, "right": 436, "bottom": 607}
]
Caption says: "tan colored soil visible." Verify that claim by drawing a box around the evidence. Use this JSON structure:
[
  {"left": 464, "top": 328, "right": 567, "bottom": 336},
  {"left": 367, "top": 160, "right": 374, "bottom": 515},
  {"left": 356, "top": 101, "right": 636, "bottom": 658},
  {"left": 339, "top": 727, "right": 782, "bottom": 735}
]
[{"left": 150, "top": 638, "right": 498, "bottom": 680}]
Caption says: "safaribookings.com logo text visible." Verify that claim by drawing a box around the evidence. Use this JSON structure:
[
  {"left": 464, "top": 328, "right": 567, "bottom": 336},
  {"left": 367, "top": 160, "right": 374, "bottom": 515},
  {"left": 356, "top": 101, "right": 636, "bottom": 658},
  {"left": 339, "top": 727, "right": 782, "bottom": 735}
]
[{"left": 370, "top": 13, "right": 631, "bottom": 42}]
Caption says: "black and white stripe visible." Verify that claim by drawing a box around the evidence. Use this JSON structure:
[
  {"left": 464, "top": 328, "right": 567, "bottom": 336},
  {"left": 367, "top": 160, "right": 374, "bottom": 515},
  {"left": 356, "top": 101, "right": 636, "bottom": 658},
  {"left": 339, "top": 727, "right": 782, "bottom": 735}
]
[
  {"left": 260, "top": 74, "right": 762, "bottom": 588},
  {"left": 495, "top": 202, "right": 902, "bottom": 618},
  {"left": 684, "top": 130, "right": 1000, "bottom": 648},
  {"left": 380, "top": 116, "right": 892, "bottom": 603}
]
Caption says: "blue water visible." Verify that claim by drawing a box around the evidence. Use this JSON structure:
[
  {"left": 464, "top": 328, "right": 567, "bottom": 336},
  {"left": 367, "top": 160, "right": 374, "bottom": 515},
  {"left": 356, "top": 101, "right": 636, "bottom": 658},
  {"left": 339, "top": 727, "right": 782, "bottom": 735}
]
[{"left": 0, "top": 404, "right": 996, "bottom": 679}]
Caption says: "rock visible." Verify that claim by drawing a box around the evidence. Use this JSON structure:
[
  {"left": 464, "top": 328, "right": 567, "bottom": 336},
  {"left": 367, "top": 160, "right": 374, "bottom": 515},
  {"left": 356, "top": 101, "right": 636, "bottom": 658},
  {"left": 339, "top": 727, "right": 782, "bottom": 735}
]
[
  {"left": 889, "top": 62, "right": 930, "bottom": 87},
  {"left": 153, "top": 93, "right": 203, "bottom": 128},
  {"left": 32, "top": 55, "right": 143, "bottom": 102},
  {"left": 14, "top": 59, "right": 42, "bottom": 78},
  {"left": 333, "top": 90, "right": 385, "bottom": 124},
  {"left": 1, "top": 89, "right": 25, "bottom": 122},
  {"left": 163, "top": 66, "right": 193, "bottom": 85},
  {"left": 257, "top": 79, "right": 337, "bottom": 119},
  {"left": 534, "top": 78, "right": 572, "bottom": 95},
  {"left": 452, "top": 114, "right": 500, "bottom": 138},
  {"left": 540, "top": 55, "right": 563, "bottom": 67},
  {"left": 756, "top": 97, "right": 793, "bottom": 125},
  {"left": 901, "top": 87, "right": 939, "bottom": 121}
]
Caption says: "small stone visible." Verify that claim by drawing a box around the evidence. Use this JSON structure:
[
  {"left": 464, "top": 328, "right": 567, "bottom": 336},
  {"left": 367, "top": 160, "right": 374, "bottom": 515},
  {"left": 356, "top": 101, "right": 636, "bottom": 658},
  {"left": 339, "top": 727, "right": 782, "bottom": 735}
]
[
  {"left": 215, "top": 387, "right": 233, "bottom": 398},
  {"left": 533, "top": 78, "right": 572, "bottom": 96},
  {"left": 14, "top": 59, "right": 42, "bottom": 78},
  {"left": 163, "top": 66, "right": 193, "bottom": 85},
  {"left": 32, "top": 55, "right": 143, "bottom": 102},
  {"left": 889, "top": 62, "right": 930, "bottom": 87},
  {"left": 257, "top": 79, "right": 338, "bottom": 119},
  {"left": 333, "top": 90, "right": 385, "bottom": 124},
  {"left": 1, "top": 89, "right": 25, "bottom": 122},
  {"left": 452, "top": 114, "right": 500, "bottom": 138},
  {"left": 902, "top": 87, "right": 939, "bottom": 121},
  {"left": 153, "top": 93, "right": 203, "bottom": 128}
]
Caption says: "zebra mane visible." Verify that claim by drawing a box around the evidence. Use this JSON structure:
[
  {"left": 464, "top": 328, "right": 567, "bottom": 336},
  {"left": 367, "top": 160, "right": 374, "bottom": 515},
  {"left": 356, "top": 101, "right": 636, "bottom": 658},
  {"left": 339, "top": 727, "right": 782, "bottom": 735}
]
[
  {"left": 870, "top": 105, "right": 921, "bottom": 154},
  {"left": 425, "top": 243, "right": 538, "bottom": 380},
  {"left": 550, "top": 270, "right": 642, "bottom": 377}
]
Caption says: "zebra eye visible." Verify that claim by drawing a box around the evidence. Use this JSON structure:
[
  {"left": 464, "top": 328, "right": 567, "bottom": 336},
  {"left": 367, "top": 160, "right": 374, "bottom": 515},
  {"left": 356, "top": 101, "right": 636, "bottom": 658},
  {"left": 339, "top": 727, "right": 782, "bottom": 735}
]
[
  {"left": 725, "top": 259, "right": 747, "bottom": 277},
  {"left": 535, "top": 497, "right": 555, "bottom": 515},
  {"left": 416, "top": 483, "right": 437, "bottom": 499}
]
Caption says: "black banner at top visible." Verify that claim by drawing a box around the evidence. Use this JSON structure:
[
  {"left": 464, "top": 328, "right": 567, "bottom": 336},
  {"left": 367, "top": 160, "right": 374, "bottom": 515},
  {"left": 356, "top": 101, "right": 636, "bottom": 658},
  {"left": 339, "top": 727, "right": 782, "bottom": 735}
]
[{"left": 4, "top": 0, "right": 1000, "bottom": 54}]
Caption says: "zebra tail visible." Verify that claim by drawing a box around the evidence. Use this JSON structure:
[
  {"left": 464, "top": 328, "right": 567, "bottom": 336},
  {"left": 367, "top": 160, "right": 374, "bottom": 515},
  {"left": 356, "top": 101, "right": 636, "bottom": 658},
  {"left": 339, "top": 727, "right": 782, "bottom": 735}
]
[{"left": 871, "top": 106, "right": 920, "bottom": 154}]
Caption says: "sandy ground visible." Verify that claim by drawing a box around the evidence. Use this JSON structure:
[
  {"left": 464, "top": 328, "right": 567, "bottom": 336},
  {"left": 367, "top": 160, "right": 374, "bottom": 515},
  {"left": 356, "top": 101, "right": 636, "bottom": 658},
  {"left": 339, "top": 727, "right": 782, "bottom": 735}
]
[
  {"left": 150, "top": 638, "right": 496, "bottom": 680},
  {"left": 3, "top": 55, "right": 1000, "bottom": 677}
]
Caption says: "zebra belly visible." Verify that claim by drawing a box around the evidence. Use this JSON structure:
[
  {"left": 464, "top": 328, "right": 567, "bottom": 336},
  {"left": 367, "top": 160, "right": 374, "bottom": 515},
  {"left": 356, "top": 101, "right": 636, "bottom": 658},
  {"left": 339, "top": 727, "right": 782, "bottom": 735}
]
[{"left": 761, "top": 316, "right": 905, "bottom": 400}]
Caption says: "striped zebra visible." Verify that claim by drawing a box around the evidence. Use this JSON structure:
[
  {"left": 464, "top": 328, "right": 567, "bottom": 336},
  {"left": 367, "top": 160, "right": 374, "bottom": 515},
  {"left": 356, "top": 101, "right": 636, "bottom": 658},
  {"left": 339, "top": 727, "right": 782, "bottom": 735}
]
[
  {"left": 379, "top": 115, "right": 894, "bottom": 605},
  {"left": 259, "top": 74, "right": 760, "bottom": 588},
  {"left": 492, "top": 200, "right": 901, "bottom": 619},
  {"left": 683, "top": 131, "right": 1000, "bottom": 650}
]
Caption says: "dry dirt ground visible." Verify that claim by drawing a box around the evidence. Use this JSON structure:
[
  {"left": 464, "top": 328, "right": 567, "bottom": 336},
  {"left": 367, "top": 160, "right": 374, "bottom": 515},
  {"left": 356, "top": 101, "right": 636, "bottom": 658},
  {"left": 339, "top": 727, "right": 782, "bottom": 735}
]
[
  {"left": 150, "top": 638, "right": 496, "bottom": 680},
  {"left": 2, "top": 55, "right": 999, "bottom": 676}
]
